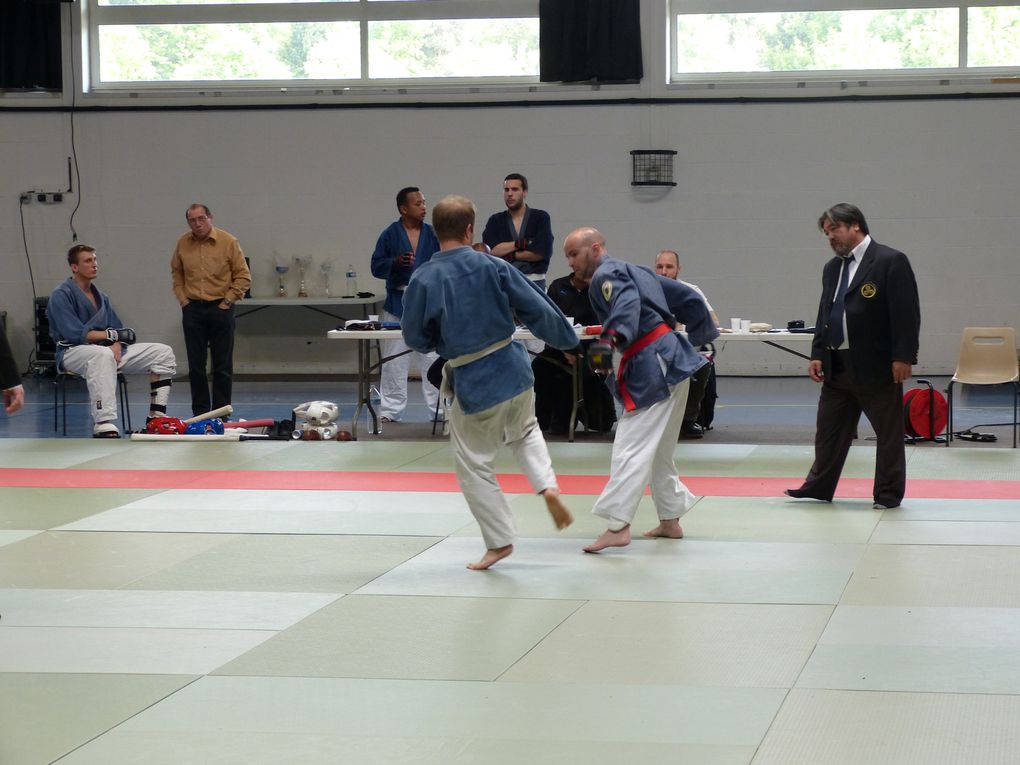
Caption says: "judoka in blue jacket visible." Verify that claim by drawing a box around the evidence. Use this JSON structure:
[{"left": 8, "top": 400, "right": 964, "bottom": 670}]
[
  {"left": 588, "top": 256, "right": 718, "bottom": 411},
  {"left": 564, "top": 226, "right": 718, "bottom": 555}
]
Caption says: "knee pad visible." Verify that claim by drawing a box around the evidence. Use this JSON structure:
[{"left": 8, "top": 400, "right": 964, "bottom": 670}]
[{"left": 150, "top": 376, "right": 173, "bottom": 412}]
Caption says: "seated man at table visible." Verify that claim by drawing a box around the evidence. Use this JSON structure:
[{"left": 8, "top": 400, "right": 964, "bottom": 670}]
[
  {"left": 48, "top": 244, "right": 177, "bottom": 438},
  {"left": 533, "top": 273, "right": 616, "bottom": 435},
  {"left": 655, "top": 249, "right": 721, "bottom": 438},
  {"left": 370, "top": 186, "right": 442, "bottom": 423}
]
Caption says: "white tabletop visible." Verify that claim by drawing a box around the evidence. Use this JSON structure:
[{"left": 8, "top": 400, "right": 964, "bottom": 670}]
[
  {"left": 245, "top": 296, "right": 379, "bottom": 306},
  {"left": 327, "top": 327, "right": 812, "bottom": 344},
  {"left": 327, "top": 328, "right": 402, "bottom": 340},
  {"left": 715, "top": 330, "right": 814, "bottom": 342},
  {"left": 327, "top": 327, "right": 590, "bottom": 341}
]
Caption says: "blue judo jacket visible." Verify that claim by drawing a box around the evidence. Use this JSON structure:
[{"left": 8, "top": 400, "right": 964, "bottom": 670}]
[{"left": 588, "top": 255, "right": 719, "bottom": 411}]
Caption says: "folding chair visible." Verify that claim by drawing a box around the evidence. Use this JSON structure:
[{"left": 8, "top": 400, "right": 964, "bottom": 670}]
[
  {"left": 946, "top": 327, "right": 1019, "bottom": 448},
  {"left": 53, "top": 371, "right": 132, "bottom": 436}
]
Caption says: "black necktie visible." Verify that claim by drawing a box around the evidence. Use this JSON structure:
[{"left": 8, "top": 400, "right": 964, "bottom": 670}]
[{"left": 827, "top": 254, "right": 854, "bottom": 349}]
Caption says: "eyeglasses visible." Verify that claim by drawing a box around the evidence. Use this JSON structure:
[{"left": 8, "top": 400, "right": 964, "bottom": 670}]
[{"left": 188, "top": 215, "right": 209, "bottom": 225}]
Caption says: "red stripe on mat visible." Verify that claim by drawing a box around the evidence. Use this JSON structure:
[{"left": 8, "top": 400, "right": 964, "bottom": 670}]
[{"left": 0, "top": 468, "right": 1017, "bottom": 499}]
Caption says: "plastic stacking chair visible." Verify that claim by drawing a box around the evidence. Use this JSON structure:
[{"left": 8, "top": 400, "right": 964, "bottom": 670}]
[
  {"left": 53, "top": 371, "right": 132, "bottom": 436},
  {"left": 946, "top": 327, "right": 1019, "bottom": 448}
]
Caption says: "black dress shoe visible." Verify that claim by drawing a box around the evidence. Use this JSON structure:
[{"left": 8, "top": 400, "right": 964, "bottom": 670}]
[
  {"left": 784, "top": 488, "right": 831, "bottom": 501},
  {"left": 679, "top": 421, "right": 704, "bottom": 439},
  {"left": 873, "top": 500, "right": 901, "bottom": 510}
]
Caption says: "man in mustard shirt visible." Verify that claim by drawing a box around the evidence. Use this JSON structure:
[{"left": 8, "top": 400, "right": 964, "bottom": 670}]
[{"left": 171, "top": 203, "right": 251, "bottom": 416}]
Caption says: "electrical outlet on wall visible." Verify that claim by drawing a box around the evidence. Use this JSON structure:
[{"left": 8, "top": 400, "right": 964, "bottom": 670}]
[{"left": 29, "top": 192, "right": 64, "bottom": 204}]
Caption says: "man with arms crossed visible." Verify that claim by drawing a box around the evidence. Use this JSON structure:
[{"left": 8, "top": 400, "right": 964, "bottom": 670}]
[
  {"left": 564, "top": 228, "right": 718, "bottom": 553},
  {"left": 482, "top": 173, "right": 554, "bottom": 291},
  {"left": 402, "top": 195, "right": 578, "bottom": 570}
]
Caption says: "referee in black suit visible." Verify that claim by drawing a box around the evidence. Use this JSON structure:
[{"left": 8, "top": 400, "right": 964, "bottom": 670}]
[{"left": 786, "top": 203, "right": 920, "bottom": 509}]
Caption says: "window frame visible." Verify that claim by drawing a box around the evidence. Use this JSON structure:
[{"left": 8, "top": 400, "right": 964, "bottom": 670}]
[
  {"left": 85, "top": 0, "right": 542, "bottom": 92},
  {"left": 667, "top": 1, "right": 1020, "bottom": 89}
]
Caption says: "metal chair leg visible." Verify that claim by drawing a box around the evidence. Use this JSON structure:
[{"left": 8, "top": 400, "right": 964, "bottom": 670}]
[
  {"left": 53, "top": 372, "right": 131, "bottom": 436},
  {"left": 945, "top": 381, "right": 954, "bottom": 446},
  {"left": 117, "top": 373, "right": 132, "bottom": 433},
  {"left": 1007, "top": 381, "right": 1015, "bottom": 448}
]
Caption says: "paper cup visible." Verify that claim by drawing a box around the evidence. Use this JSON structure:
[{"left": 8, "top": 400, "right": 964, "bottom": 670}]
[
  {"left": 741, "top": 319, "right": 751, "bottom": 332},
  {"left": 730, "top": 318, "right": 742, "bottom": 331}
]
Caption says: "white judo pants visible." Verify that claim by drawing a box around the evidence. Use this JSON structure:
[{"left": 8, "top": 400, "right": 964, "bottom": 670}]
[
  {"left": 60, "top": 342, "right": 177, "bottom": 427},
  {"left": 379, "top": 310, "right": 440, "bottom": 420},
  {"left": 592, "top": 379, "right": 697, "bottom": 530},
  {"left": 449, "top": 388, "right": 558, "bottom": 549}
]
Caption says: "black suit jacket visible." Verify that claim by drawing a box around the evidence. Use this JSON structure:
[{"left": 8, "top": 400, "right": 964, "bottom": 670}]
[{"left": 811, "top": 239, "right": 920, "bottom": 386}]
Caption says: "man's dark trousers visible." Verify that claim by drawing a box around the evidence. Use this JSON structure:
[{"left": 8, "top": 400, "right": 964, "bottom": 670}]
[
  {"left": 800, "top": 349, "right": 905, "bottom": 507},
  {"left": 182, "top": 300, "right": 235, "bottom": 416}
]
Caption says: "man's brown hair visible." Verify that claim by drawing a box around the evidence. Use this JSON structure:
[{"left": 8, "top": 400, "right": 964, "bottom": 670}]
[
  {"left": 67, "top": 244, "right": 96, "bottom": 266},
  {"left": 432, "top": 195, "right": 476, "bottom": 241}
]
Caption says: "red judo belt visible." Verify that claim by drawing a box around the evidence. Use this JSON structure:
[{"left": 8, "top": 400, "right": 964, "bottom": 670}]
[{"left": 618, "top": 322, "right": 673, "bottom": 412}]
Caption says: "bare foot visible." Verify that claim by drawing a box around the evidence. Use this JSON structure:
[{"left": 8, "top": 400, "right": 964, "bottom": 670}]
[
  {"left": 584, "top": 525, "right": 631, "bottom": 553},
  {"left": 467, "top": 545, "right": 513, "bottom": 570},
  {"left": 643, "top": 519, "right": 684, "bottom": 539},
  {"left": 542, "top": 488, "right": 573, "bottom": 530}
]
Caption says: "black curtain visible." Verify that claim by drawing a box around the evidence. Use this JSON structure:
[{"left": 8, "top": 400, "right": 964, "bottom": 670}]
[
  {"left": 539, "top": 0, "right": 643, "bottom": 84},
  {"left": 0, "top": 1, "right": 64, "bottom": 91}
]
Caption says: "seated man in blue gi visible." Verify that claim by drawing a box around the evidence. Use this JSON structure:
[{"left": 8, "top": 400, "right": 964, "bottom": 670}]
[
  {"left": 563, "top": 227, "right": 718, "bottom": 553},
  {"left": 47, "top": 244, "right": 177, "bottom": 438},
  {"left": 402, "top": 195, "right": 579, "bottom": 570}
]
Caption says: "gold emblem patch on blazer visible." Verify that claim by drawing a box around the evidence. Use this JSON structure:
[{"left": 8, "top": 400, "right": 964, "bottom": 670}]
[
  {"left": 601, "top": 280, "right": 613, "bottom": 302},
  {"left": 860, "top": 282, "right": 877, "bottom": 299}
]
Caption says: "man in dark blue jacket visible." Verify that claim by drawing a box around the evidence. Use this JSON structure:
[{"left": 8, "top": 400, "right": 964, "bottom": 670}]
[
  {"left": 370, "top": 186, "right": 441, "bottom": 423},
  {"left": 482, "top": 173, "right": 553, "bottom": 291}
]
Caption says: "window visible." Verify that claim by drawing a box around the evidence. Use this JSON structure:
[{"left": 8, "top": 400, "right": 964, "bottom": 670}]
[
  {"left": 669, "top": 2, "right": 1020, "bottom": 81},
  {"left": 88, "top": 0, "right": 540, "bottom": 90}
]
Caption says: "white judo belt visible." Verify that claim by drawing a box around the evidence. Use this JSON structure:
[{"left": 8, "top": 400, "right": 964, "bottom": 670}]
[{"left": 441, "top": 335, "right": 514, "bottom": 400}]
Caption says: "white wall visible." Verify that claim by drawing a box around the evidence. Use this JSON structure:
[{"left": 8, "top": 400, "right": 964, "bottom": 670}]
[{"left": 2, "top": 3, "right": 1019, "bottom": 377}]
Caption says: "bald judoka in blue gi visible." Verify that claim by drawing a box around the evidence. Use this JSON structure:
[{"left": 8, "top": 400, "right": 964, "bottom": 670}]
[
  {"left": 402, "top": 195, "right": 579, "bottom": 570},
  {"left": 564, "top": 226, "right": 719, "bottom": 553}
]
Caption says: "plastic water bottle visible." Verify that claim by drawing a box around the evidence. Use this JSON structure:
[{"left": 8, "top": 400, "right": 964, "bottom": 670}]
[{"left": 345, "top": 264, "right": 357, "bottom": 297}]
